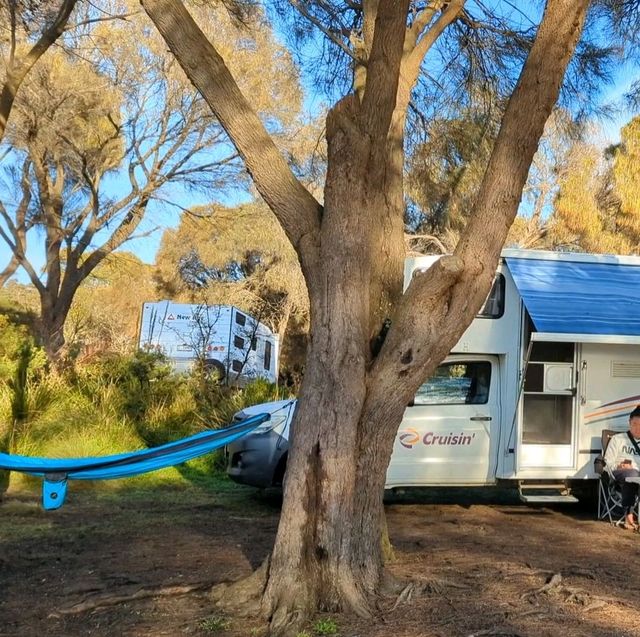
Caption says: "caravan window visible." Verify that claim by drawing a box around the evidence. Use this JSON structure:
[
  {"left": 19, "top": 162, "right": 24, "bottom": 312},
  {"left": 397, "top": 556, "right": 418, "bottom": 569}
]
[
  {"left": 234, "top": 335, "right": 245, "bottom": 349},
  {"left": 413, "top": 361, "right": 491, "bottom": 406},
  {"left": 264, "top": 341, "right": 272, "bottom": 370},
  {"left": 477, "top": 274, "right": 505, "bottom": 319},
  {"left": 232, "top": 359, "right": 243, "bottom": 372},
  {"left": 235, "top": 312, "right": 246, "bottom": 326}
]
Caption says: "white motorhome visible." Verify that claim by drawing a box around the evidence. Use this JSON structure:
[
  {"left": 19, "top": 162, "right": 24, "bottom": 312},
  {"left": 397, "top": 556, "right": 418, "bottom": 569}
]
[
  {"left": 138, "top": 301, "right": 279, "bottom": 385},
  {"left": 227, "top": 249, "right": 640, "bottom": 501}
]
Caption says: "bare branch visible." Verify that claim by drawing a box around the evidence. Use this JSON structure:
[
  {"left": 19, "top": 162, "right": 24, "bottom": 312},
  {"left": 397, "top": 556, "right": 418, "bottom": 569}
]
[
  {"left": 77, "top": 199, "right": 150, "bottom": 279},
  {"left": 408, "top": 2, "right": 440, "bottom": 43},
  {"left": 288, "top": 0, "right": 359, "bottom": 62},
  {"left": 141, "top": 0, "right": 323, "bottom": 264},
  {"left": 0, "top": 254, "right": 20, "bottom": 287},
  {"left": 371, "top": 0, "right": 591, "bottom": 397},
  {"left": 361, "top": 0, "right": 411, "bottom": 139},
  {"left": 69, "top": 10, "right": 140, "bottom": 30}
]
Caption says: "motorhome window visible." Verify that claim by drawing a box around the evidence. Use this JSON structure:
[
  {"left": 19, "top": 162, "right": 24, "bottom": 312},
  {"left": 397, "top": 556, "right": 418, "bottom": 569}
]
[
  {"left": 524, "top": 363, "right": 544, "bottom": 392},
  {"left": 477, "top": 274, "right": 505, "bottom": 319},
  {"left": 251, "top": 337, "right": 257, "bottom": 351},
  {"left": 530, "top": 341, "right": 573, "bottom": 363},
  {"left": 234, "top": 335, "right": 245, "bottom": 349},
  {"left": 413, "top": 361, "right": 491, "bottom": 405},
  {"left": 264, "top": 341, "right": 272, "bottom": 370},
  {"left": 235, "top": 312, "right": 246, "bottom": 326},
  {"left": 232, "top": 359, "right": 243, "bottom": 372},
  {"left": 522, "top": 395, "right": 572, "bottom": 444}
]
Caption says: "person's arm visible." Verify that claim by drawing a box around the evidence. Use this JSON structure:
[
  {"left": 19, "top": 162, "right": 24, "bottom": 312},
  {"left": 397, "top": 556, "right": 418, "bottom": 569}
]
[{"left": 604, "top": 434, "right": 622, "bottom": 471}]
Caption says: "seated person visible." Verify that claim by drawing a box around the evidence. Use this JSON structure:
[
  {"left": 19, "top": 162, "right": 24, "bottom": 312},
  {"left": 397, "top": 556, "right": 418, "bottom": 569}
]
[
  {"left": 466, "top": 367, "right": 490, "bottom": 404},
  {"left": 604, "top": 406, "right": 640, "bottom": 529}
]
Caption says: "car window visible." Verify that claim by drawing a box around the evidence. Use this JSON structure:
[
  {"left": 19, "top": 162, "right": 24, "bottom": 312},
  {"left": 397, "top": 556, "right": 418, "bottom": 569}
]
[{"left": 413, "top": 361, "right": 492, "bottom": 405}]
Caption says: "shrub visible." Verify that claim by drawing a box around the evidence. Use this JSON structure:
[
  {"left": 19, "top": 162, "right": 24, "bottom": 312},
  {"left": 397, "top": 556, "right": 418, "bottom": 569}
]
[
  {"left": 313, "top": 618, "right": 339, "bottom": 635},
  {"left": 0, "top": 336, "right": 296, "bottom": 494},
  {"left": 198, "top": 614, "right": 231, "bottom": 632}
]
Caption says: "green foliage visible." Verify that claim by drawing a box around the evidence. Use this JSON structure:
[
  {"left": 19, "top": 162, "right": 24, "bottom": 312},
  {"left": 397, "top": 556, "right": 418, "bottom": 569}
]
[
  {"left": 406, "top": 112, "right": 497, "bottom": 236},
  {"left": 0, "top": 314, "right": 46, "bottom": 385},
  {"left": 313, "top": 618, "right": 339, "bottom": 635},
  {"left": 0, "top": 314, "right": 47, "bottom": 493},
  {"left": 198, "top": 614, "right": 231, "bottom": 632},
  {"left": 73, "top": 350, "right": 176, "bottom": 420},
  {"left": 546, "top": 114, "right": 640, "bottom": 255},
  {"left": 0, "top": 330, "right": 289, "bottom": 495}
]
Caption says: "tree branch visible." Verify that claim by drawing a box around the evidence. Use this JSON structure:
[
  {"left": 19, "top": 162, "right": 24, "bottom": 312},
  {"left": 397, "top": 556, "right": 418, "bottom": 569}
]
[
  {"left": 405, "top": 0, "right": 465, "bottom": 81},
  {"left": 69, "top": 11, "right": 140, "bottom": 30},
  {"left": 77, "top": 199, "right": 150, "bottom": 279},
  {"left": 360, "top": 0, "right": 412, "bottom": 140},
  {"left": 140, "top": 0, "right": 322, "bottom": 264},
  {"left": 0, "top": 0, "right": 79, "bottom": 140},
  {"left": 455, "top": 0, "right": 591, "bottom": 268},
  {"left": 369, "top": 0, "right": 591, "bottom": 404},
  {"left": 0, "top": 254, "right": 21, "bottom": 287},
  {"left": 408, "top": 1, "right": 440, "bottom": 43},
  {"left": 288, "top": 0, "right": 359, "bottom": 62}
]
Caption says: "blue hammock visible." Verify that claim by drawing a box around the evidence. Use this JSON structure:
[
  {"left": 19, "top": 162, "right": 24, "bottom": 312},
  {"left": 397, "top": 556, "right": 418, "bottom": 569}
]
[{"left": 0, "top": 412, "right": 269, "bottom": 510}]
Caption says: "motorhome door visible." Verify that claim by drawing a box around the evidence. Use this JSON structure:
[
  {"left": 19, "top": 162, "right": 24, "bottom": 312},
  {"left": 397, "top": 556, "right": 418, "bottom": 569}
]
[
  {"left": 386, "top": 355, "right": 499, "bottom": 486},
  {"left": 518, "top": 341, "right": 575, "bottom": 469}
]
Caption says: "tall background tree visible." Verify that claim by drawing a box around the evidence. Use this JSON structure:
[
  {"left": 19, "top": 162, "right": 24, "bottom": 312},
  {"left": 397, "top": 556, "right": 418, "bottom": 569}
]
[
  {"left": 153, "top": 201, "right": 309, "bottom": 369},
  {"left": 137, "top": 0, "right": 627, "bottom": 634},
  {"left": 0, "top": 0, "right": 305, "bottom": 370},
  {"left": 543, "top": 114, "right": 640, "bottom": 253}
]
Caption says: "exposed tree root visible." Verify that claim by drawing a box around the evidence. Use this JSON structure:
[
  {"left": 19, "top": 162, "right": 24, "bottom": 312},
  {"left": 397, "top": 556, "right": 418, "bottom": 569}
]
[
  {"left": 49, "top": 582, "right": 209, "bottom": 617},
  {"left": 520, "top": 571, "right": 629, "bottom": 613},
  {"left": 521, "top": 571, "right": 563, "bottom": 598},
  {"left": 379, "top": 568, "right": 413, "bottom": 599},
  {"left": 210, "top": 556, "right": 270, "bottom": 617},
  {"left": 210, "top": 557, "right": 387, "bottom": 636},
  {"left": 388, "top": 576, "right": 471, "bottom": 611},
  {"left": 268, "top": 600, "right": 309, "bottom": 637}
]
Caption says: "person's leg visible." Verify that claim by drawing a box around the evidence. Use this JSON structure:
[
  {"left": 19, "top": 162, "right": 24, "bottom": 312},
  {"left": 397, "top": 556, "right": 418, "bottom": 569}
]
[{"left": 612, "top": 468, "right": 640, "bottom": 527}]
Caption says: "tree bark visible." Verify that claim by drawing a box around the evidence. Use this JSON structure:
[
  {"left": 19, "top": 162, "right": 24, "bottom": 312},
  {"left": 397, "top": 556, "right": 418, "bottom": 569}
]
[
  {"left": 39, "top": 300, "right": 71, "bottom": 373},
  {"left": 142, "top": 0, "right": 591, "bottom": 634},
  {"left": 0, "top": 0, "right": 78, "bottom": 141}
]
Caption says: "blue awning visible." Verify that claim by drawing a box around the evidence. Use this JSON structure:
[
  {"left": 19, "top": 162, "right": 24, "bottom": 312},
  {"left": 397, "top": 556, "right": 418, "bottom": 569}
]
[{"left": 505, "top": 256, "right": 640, "bottom": 337}]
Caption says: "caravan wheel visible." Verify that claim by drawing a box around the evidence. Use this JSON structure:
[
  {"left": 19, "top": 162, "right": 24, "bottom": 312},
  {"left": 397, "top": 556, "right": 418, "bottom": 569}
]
[{"left": 204, "top": 359, "right": 226, "bottom": 383}]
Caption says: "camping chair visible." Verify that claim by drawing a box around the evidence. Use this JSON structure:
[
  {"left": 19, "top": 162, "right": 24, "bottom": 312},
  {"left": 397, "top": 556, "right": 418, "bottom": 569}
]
[{"left": 595, "top": 429, "right": 636, "bottom": 525}]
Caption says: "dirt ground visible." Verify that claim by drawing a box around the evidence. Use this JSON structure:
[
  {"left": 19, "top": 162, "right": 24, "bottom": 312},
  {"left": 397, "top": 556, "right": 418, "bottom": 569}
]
[{"left": 1, "top": 484, "right": 640, "bottom": 637}]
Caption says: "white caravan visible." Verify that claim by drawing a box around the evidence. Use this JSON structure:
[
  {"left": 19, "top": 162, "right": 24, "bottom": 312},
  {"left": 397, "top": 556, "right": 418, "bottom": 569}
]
[
  {"left": 227, "top": 249, "right": 640, "bottom": 501},
  {"left": 138, "top": 301, "right": 279, "bottom": 385}
]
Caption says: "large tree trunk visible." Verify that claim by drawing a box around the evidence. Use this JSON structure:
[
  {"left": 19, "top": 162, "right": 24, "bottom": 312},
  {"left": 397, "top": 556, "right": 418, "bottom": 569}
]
[
  {"left": 262, "top": 96, "right": 392, "bottom": 628},
  {"left": 40, "top": 313, "right": 68, "bottom": 373},
  {"left": 263, "top": 3, "right": 591, "bottom": 634}
]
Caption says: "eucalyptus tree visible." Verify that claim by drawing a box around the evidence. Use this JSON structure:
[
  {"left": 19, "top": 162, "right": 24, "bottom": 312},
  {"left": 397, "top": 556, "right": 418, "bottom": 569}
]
[
  {"left": 1, "top": 0, "right": 80, "bottom": 284},
  {"left": 153, "top": 201, "right": 309, "bottom": 361},
  {"left": 548, "top": 114, "right": 640, "bottom": 254},
  {"left": 137, "top": 0, "right": 632, "bottom": 633},
  {"left": 0, "top": 2, "right": 304, "bottom": 369},
  {"left": 0, "top": 0, "right": 80, "bottom": 141}
]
